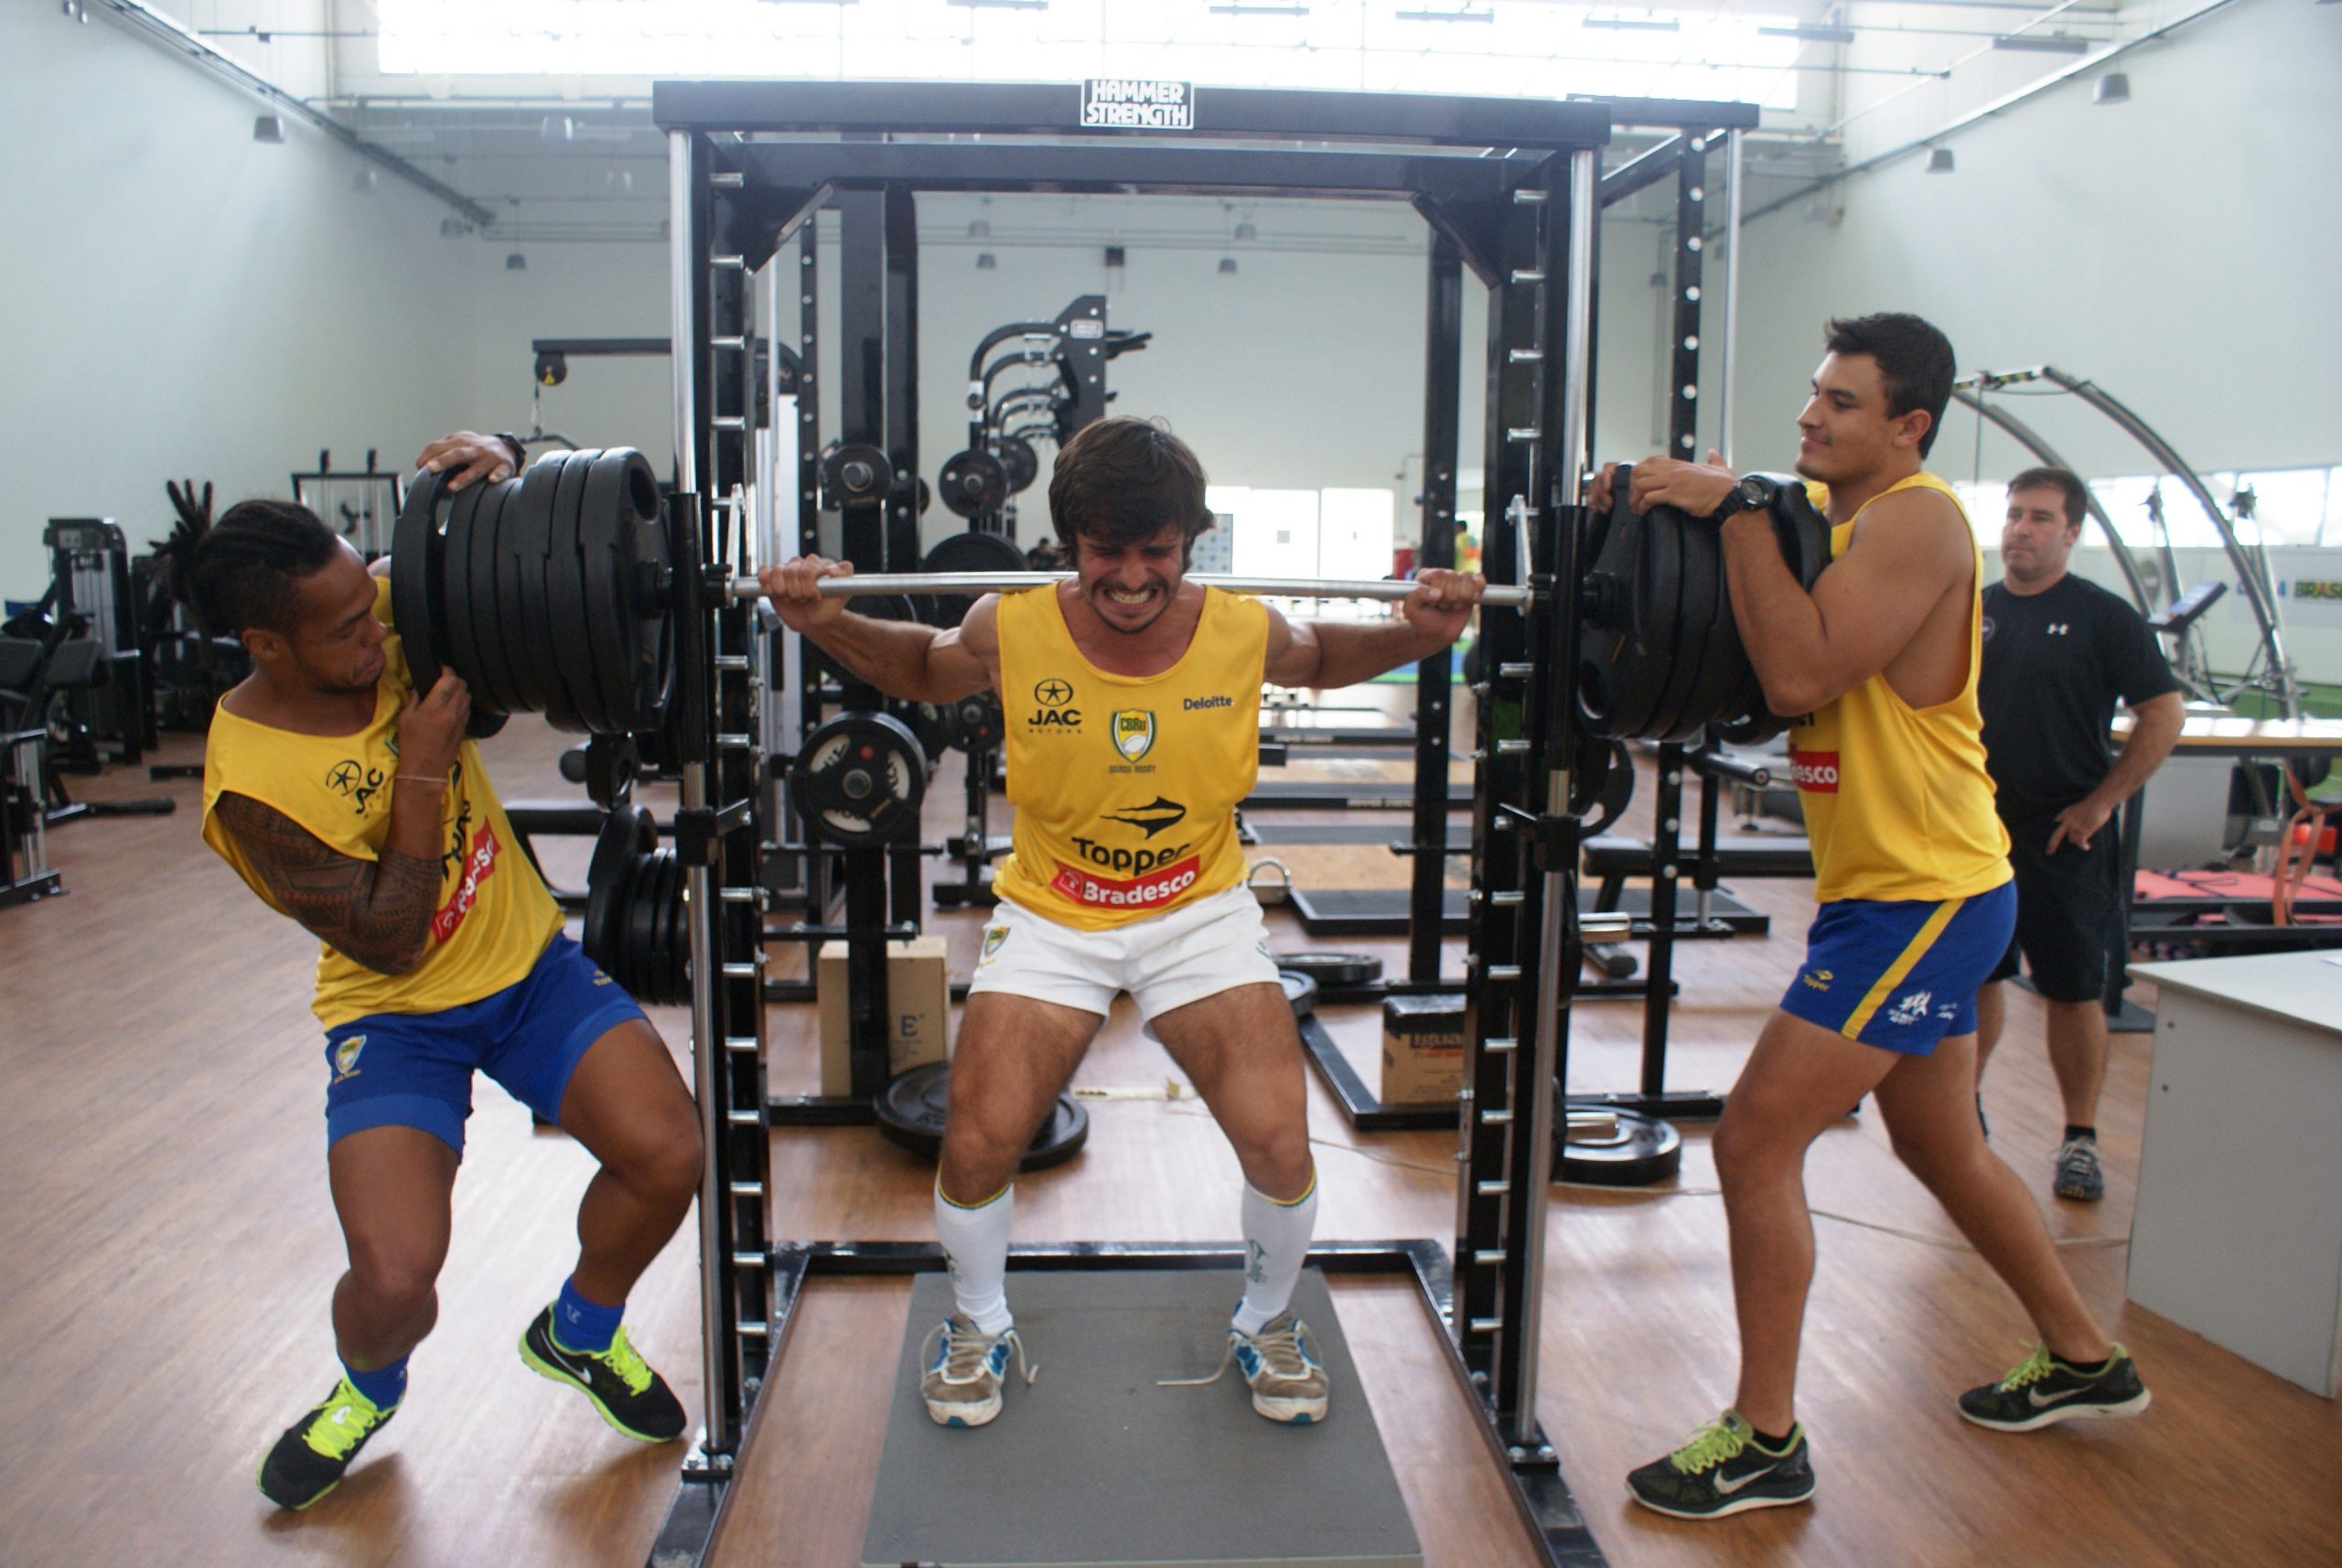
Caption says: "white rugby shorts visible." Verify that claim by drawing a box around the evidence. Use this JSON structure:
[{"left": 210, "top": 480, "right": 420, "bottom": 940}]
[{"left": 967, "top": 882, "right": 1282, "bottom": 1026}]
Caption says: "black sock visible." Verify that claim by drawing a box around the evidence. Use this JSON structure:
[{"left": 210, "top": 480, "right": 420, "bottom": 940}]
[
  {"left": 1748, "top": 1423, "right": 1797, "bottom": 1451},
  {"left": 2064, "top": 1124, "right": 2097, "bottom": 1144}
]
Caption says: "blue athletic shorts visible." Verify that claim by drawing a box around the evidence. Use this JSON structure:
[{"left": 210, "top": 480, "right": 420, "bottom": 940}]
[
  {"left": 1778, "top": 881, "right": 2016, "bottom": 1055},
  {"left": 320, "top": 933, "right": 648, "bottom": 1155}
]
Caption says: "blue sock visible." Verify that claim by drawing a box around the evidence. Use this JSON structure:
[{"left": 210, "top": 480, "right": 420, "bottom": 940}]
[
  {"left": 341, "top": 1355, "right": 408, "bottom": 1411},
  {"left": 553, "top": 1275, "right": 625, "bottom": 1354}
]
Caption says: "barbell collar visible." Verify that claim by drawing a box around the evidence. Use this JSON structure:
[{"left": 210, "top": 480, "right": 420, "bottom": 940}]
[{"left": 727, "top": 572, "right": 1533, "bottom": 609}]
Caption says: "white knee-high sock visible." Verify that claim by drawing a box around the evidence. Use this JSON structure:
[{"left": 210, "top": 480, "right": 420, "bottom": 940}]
[
  {"left": 935, "top": 1178, "right": 1015, "bottom": 1336},
  {"left": 1233, "top": 1168, "right": 1317, "bottom": 1335}
]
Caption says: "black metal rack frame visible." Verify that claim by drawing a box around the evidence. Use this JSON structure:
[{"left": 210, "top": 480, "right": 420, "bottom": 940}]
[{"left": 651, "top": 78, "right": 1756, "bottom": 1568}]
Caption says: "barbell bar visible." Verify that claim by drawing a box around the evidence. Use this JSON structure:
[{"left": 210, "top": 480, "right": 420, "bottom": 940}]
[{"left": 725, "top": 571, "right": 1534, "bottom": 609}]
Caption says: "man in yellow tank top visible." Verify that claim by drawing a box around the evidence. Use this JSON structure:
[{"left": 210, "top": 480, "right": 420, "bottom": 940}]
[
  {"left": 1595, "top": 317, "right": 2148, "bottom": 1520},
  {"left": 764, "top": 417, "right": 1484, "bottom": 1432},
  {"left": 188, "top": 434, "right": 703, "bottom": 1511}
]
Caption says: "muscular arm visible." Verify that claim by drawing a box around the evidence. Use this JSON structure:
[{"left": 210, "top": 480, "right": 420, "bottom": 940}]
[
  {"left": 1722, "top": 488, "right": 1972, "bottom": 716},
  {"left": 800, "top": 596, "right": 997, "bottom": 704},
  {"left": 2049, "top": 690, "right": 2186, "bottom": 853},
  {"left": 1262, "top": 570, "right": 1480, "bottom": 689},
  {"left": 212, "top": 787, "right": 447, "bottom": 976}
]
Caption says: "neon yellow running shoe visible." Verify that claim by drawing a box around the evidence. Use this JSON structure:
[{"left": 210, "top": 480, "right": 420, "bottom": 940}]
[
  {"left": 256, "top": 1378, "right": 396, "bottom": 1510},
  {"left": 520, "top": 1306, "right": 686, "bottom": 1441}
]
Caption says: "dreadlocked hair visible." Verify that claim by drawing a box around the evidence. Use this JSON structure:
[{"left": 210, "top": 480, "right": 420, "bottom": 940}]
[{"left": 180, "top": 499, "right": 343, "bottom": 640}]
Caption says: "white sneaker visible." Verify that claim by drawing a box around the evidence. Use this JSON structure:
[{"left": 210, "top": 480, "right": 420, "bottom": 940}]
[
  {"left": 1160, "top": 1308, "right": 1330, "bottom": 1424},
  {"left": 918, "top": 1313, "right": 1033, "bottom": 1428}
]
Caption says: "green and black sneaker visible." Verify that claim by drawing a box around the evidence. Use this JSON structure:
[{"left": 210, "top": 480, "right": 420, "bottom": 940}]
[
  {"left": 519, "top": 1305, "right": 687, "bottom": 1442},
  {"left": 1958, "top": 1342, "right": 2150, "bottom": 1432},
  {"left": 1627, "top": 1410, "right": 1815, "bottom": 1520},
  {"left": 256, "top": 1378, "right": 396, "bottom": 1510}
]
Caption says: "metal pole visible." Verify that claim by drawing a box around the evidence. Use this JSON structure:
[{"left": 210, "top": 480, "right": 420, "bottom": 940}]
[
  {"left": 1508, "top": 144, "right": 1598, "bottom": 1450},
  {"left": 731, "top": 572, "right": 1532, "bottom": 607},
  {"left": 670, "top": 127, "right": 733, "bottom": 1457},
  {"left": 1719, "top": 128, "right": 1745, "bottom": 468}
]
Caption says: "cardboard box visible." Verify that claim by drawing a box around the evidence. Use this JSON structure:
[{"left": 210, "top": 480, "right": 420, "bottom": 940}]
[
  {"left": 817, "top": 936, "right": 950, "bottom": 1096},
  {"left": 1381, "top": 994, "right": 1466, "bottom": 1105}
]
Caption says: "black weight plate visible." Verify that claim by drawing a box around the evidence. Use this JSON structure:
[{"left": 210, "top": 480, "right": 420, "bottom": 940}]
[
  {"left": 950, "top": 691, "right": 1004, "bottom": 754},
  {"left": 1573, "top": 478, "right": 1638, "bottom": 736},
  {"left": 390, "top": 467, "right": 448, "bottom": 695},
  {"left": 874, "top": 1063, "right": 1090, "bottom": 1172},
  {"left": 791, "top": 711, "right": 929, "bottom": 847},
  {"left": 1273, "top": 951, "right": 1383, "bottom": 987},
  {"left": 666, "top": 854, "right": 692, "bottom": 1007},
  {"left": 536, "top": 449, "right": 600, "bottom": 730},
  {"left": 466, "top": 461, "right": 525, "bottom": 714},
  {"left": 577, "top": 448, "right": 643, "bottom": 736},
  {"left": 647, "top": 850, "right": 682, "bottom": 1006},
  {"left": 491, "top": 452, "right": 557, "bottom": 714},
  {"left": 583, "top": 804, "right": 645, "bottom": 971},
  {"left": 997, "top": 435, "right": 1038, "bottom": 495},
  {"left": 1645, "top": 507, "right": 1714, "bottom": 743},
  {"left": 917, "top": 530, "right": 1028, "bottom": 627},
  {"left": 1278, "top": 969, "right": 1320, "bottom": 1017},
  {"left": 435, "top": 481, "right": 489, "bottom": 697},
  {"left": 1659, "top": 513, "right": 1735, "bottom": 742},
  {"left": 1615, "top": 499, "right": 1685, "bottom": 741},
  {"left": 905, "top": 703, "right": 952, "bottom": 762},
  {"left": 1580, "top": 738, "right": 1635, "bottom": 838},
  {"left": 625, "top": 848, "right": 663, "bottom": 1000},
  {"left": 1555, "top": 1102, "right": 1682, "bottom": 1187},
  {"left": 614, "top": 456, "right": 673, "bottom": 733},
  {"left": 538, "top": 445, "right": 608, "bottom": 735},
  {"left": 937, "top": 448, "right": 1010, "bottom": 519}
]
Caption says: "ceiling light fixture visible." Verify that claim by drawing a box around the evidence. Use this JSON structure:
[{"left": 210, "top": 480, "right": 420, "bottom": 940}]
[
  {"left": 1218, "top": 257, "right": 1239, "bottom": 274},
  {"left": 1584, "top": 15, "right": 1681, "bottom": 31},
  {"left": 252, "top": 114, "right": 285, "bottom": 143},
  {"left": 1233, "top": 220, "right": 1257, "bottom": 242},
  {"left": 1395, "top": 7, "right": 1494, "bottom": 22},
  {"left": 975, "top": 252, "right": 998, "bottom": 270},
  {"left": 1758, "top": 23, "right": 1854, "bottom": 43},
  {"left": 1991, "top": 32, "right": 2091, "bottom": 52},
  {"left": 2093, "top": 70, "right": 2131, "bottom": 104},
  {"left": 1925, "top": 146, "right": 1955, "bottom": 174},
  {"left": 507, "top": 252, "right": 528, "bottom": 271}
]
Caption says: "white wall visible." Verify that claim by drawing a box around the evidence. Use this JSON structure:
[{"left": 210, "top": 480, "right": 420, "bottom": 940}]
[
  {"left": 0, "top": 5, "right": 486, "bottom": 597},
  {"left": 1719, "top": 0, "right": 2342, "bottom": 486}
]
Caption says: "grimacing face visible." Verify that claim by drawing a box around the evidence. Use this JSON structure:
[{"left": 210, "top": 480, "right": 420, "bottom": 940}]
[
  {"left": 274, "top": 543, "right": 390, "bottom": 696},
  {"left": 1070, "top": 520, "right": 1189, "bottom": 637}
]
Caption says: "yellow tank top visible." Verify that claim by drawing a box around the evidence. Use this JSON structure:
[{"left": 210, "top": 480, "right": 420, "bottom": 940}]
[
  {"left": 200, "top": 578, "right": 564, "bottom": 1028},
  {"left": 1789, "top": 472, "right": 2012, "bottom": 902},
  {"left": 991, "top": 585, "right": 1265, "bottom": 929}
]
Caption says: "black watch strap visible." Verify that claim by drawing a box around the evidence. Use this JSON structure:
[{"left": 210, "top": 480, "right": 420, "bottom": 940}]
[{"left": 491, "top": 432, "right": 529, "bottom": 470}]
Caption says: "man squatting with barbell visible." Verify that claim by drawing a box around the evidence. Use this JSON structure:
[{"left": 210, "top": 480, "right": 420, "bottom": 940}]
[
  {"left": 763, "top": 416, "right": 1486, "bottom": 1429},
  {"left": 1603, "top": 314, "right": 2149, "bottom": 1520},
  {"left": 188, "top": 432, "right": 703, "bottom": 1510}
]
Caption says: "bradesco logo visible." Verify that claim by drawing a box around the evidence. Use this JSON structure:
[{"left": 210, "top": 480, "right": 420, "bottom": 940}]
[
  {"left": 1028, "top": 676, "right": 1080, "bottom": 730},
  {"left": 1051, "top": 853, "right": 1202, "bottom": 909},
  {"left": 1789, "top": 749, "right": 1840, "bottom": 792}
]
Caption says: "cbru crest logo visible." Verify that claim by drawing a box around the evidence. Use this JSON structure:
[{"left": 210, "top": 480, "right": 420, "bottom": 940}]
[
  {"left": 1111, "top": 709, "right": 1155, "bottom": 761},
  {"left": 332, "top": 1035, "right": 367, "bottom": 1082},
  {"left": 982, "top": 924, "right": 1009, "bottom": 961}
]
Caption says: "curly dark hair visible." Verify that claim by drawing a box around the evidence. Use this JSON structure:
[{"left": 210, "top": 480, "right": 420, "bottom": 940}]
[{"left": 1047, "top": 416, "right": 1215, "bottom": 564}]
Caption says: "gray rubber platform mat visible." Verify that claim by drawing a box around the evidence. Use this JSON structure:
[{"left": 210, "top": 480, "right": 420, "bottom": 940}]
[{"left": 862, "top": 1267, "right": 1423, "bottom": 1568}]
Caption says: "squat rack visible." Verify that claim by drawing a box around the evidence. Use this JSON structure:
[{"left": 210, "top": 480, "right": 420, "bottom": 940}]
[{"left": 650, "top": 78, "right": 1729, "bottom": 1568}]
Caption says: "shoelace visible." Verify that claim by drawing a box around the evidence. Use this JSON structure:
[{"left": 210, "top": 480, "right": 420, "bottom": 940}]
[
  {"left": 305, "top": 1385, "right": 387, "bottom": 1459},
  {"left": 597, "top": 1326, "right": 654, "bottom": 1394},
  {"left": 1996, "top": 1342, "right": 2057, "bottom": 1391},
  {"left": 1158, "top": 1317, "right": 1313, "bottom": 1389},
  {"left": 920, "top": 1319, "right": 1035, "bottom": 1390},
  {"left": 1668, "top": 1415, "right": 1749, "bottom": 1476}
]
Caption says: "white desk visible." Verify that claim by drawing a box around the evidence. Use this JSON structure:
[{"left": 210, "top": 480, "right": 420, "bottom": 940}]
[{"left": 2130, "top": 952, "right": 2342, "bottom": 1396}]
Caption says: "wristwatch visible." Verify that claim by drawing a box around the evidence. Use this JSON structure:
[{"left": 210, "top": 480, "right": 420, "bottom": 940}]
[{"left": 1717, "top": 473, "right": 1778, "bottom": 519}]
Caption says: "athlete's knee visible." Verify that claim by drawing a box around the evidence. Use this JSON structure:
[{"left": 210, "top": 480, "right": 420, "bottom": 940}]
[
  {"left": 939, "top": 1122, "right": 1023, "bottom": 1200},
  {"left": 1232, "top": 1122, "right": 1312, "bottom": 1197},
  {"left": 616, "top": 1110, "right": 704, "bottom": 1208},
  {"left": 346, "top": 1244, "right": 442, "bottom": 1323}
]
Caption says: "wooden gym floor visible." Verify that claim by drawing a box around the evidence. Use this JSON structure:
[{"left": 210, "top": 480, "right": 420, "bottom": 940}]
[{"left": 2, "top": 696, "right": 2337, "bottom": 1568}]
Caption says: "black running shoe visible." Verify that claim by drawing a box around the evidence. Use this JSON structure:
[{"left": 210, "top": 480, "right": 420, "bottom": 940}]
[
  {"left": 1627, "top": 1411, "right": 1815, "bottom": 1520},
  {"left": 256, "top": 1378, "right": 396, "bottom": 1510},
  {"left": 519, "top": 1306, "right": 687, "bottom": 1442},
  {"left": 1958, "top": 1342, "right": 2150, "bottom": 1432}
]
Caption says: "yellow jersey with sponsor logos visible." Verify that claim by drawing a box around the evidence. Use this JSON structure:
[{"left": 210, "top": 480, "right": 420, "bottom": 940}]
[
  {"left": 1788, "top": 472, "right": 2012, "bottom": 902},
  {"left": 200, "top": 577, "right": 564, "bottom": 1028},
  {"left": 991, "top": 584, "right": 1265, "bottom": 929}
]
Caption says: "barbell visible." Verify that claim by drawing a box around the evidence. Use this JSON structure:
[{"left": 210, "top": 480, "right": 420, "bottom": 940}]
[{"left": 391, "top": 449, "right": 1824, "bottom": 748}]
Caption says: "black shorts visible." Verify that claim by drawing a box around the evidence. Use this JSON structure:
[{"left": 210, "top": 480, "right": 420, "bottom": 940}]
[{"left": 1985, "top": 816, "right": 2122, "bottom": 1004}]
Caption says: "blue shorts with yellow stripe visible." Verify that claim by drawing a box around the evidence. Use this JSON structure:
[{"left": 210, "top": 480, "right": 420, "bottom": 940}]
[{"left": 1779, "top": 881, "right": 2015, "bottom": 1055}]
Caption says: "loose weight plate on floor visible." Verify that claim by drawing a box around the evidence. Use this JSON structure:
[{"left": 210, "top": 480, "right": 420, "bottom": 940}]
[
  {"left": 874, "top": 1062, "right": 1089, "bottom": 1172},
  {"left": 863, "top": 1269, "right": 1421, "bottom": 1568}
]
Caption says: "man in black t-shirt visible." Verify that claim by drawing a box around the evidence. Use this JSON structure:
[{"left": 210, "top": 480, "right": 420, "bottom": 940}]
[{"left": 1976, "top": 467, "right": 2184, "bottom": 1201}]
